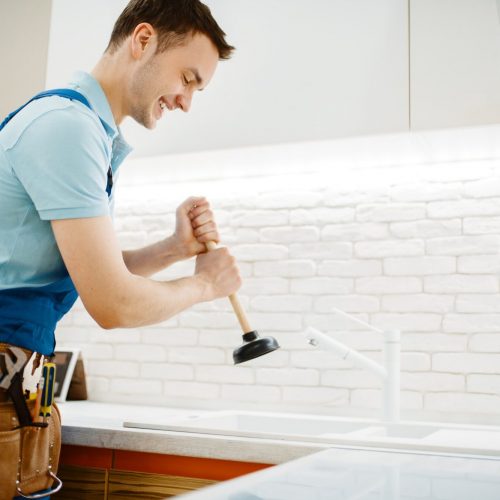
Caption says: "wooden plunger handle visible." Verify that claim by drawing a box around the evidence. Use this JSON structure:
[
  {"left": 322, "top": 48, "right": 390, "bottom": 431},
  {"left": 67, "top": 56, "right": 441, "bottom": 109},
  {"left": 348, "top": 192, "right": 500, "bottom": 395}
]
[{"left": 205, "top": 241, "right": 252, "bottom": 333}]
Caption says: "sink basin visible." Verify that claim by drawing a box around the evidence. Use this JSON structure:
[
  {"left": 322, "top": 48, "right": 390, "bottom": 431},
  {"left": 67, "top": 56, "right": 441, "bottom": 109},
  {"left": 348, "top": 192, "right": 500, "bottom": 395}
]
[
  {"left": 124, "top": 411, "right": 368, "bottom": 440},
  {"left": 346, "top": 424, "right": 440, "bottom": 439}
]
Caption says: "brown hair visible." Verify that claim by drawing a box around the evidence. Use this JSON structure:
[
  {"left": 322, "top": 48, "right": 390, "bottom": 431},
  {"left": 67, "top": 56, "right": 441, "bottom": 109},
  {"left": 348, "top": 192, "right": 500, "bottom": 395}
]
[{"left": 106, "top": 0, "right": 234, "bottom": 59}]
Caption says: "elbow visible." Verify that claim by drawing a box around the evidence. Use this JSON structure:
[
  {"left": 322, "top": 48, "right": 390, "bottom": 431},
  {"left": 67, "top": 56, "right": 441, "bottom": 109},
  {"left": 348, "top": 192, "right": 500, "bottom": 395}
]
[{"left": 85, "top": 296, "right": 135, "bottom": 330}]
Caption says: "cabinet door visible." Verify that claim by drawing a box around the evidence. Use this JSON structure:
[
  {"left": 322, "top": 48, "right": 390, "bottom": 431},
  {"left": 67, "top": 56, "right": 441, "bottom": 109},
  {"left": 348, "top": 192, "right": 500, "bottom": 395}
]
[
  {"left": 108, "top": 470, "right": 217, "bottom": 499},
  {"left": 410, "top": 0, "right": 500, "bottom": 129},
  {"left": 57, "top": 465, "right": 107, "bottom": 500}
]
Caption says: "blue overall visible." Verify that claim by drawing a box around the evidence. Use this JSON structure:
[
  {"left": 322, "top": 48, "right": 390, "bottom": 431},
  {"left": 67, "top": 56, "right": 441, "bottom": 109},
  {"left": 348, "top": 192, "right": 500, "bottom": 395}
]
[{"left": 0, "top": 89, "right": 112, "bottom": 357}]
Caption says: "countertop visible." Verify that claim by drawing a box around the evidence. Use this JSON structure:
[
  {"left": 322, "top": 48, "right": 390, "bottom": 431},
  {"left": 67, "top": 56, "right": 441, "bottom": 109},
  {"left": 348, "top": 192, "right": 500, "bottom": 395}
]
[
  {"left": 177, "top": 446, "right": 500, "bottom": 499},
  {"left": 59, "top": 401, "right": 330, "bottom": 465}
]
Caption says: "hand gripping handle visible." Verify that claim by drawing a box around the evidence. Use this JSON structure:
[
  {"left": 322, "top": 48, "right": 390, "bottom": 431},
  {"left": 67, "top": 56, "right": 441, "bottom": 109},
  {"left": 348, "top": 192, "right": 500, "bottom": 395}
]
[{"left": 205, "top": 241, "right": 252, "bottom": 334}]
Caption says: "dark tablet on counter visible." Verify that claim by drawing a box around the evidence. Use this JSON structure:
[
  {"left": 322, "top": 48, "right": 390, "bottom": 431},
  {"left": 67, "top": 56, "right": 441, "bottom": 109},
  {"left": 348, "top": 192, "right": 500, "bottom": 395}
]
[{"left": 54, "top": 348, "right": 80, "bottom": 402}]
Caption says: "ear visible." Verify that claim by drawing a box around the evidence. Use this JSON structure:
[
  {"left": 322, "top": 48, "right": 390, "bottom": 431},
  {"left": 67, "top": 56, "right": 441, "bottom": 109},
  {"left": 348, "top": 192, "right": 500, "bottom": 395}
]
[{"left": 130, "top": 22, "right": 156, "bottom": 59}]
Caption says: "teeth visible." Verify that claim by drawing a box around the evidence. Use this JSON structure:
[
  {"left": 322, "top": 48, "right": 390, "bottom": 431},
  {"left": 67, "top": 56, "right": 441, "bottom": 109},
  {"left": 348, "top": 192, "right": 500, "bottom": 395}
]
[{"left": 159, "top": 100, "right": 166, "bottom": 110}]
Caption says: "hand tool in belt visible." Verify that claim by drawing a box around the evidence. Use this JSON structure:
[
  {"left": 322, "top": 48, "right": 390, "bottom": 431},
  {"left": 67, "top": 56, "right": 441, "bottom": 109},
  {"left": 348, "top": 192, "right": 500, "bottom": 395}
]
[{"left": 0, "top": 347, "right": 33, "bottom": 427}]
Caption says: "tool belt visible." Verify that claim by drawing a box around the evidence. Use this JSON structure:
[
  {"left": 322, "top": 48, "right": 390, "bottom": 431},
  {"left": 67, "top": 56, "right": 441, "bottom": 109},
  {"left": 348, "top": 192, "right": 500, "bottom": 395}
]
[{"left": 0, "top": 344, "right": 62, "bottom": 500}]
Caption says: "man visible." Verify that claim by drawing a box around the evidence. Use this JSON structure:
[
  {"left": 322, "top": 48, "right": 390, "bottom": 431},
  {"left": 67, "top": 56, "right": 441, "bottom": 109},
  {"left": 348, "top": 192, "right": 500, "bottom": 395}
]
[{"left": 0, "top": 1, "right": 240, "bottom": 498}]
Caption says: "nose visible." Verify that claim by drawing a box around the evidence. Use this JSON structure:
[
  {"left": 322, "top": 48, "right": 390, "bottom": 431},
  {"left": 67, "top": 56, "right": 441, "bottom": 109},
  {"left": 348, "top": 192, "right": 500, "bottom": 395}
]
[{"left": 176, "top": 91, "right": 193, "bottom": 112}]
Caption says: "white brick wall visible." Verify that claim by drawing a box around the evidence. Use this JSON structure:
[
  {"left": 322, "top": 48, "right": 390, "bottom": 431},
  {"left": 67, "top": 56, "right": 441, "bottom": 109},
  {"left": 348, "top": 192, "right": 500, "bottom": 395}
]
[{"left": 56, "top": 140, "right": 500, "bottom": 426}]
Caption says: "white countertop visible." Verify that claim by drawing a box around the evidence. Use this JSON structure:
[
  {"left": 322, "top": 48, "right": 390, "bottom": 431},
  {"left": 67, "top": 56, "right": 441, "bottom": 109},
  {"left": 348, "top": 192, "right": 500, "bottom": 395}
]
[
  {"left": 177, "top": 446, "right": 500, "bottom": 500},
  {"left": 59, "top": 401, "right": 329, "bottom": 465}
]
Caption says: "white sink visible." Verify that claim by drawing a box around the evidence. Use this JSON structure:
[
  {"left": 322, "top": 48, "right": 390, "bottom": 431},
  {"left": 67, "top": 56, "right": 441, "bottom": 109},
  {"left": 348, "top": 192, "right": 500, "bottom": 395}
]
[{"left": 124, "top": 410, "right": 436, "bottom": 442}]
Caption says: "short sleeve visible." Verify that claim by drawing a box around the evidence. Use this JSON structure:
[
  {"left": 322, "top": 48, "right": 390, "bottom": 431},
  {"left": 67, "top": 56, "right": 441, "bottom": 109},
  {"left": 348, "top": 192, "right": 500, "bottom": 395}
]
[{"left": 9, "top": 106, "right": 111, "bottom": 220}]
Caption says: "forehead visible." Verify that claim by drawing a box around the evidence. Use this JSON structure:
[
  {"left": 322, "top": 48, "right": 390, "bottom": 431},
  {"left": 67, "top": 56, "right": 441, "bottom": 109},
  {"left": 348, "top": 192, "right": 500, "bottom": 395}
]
[{"left": 156, "top": 32, "right": 219, "bottom": 82}]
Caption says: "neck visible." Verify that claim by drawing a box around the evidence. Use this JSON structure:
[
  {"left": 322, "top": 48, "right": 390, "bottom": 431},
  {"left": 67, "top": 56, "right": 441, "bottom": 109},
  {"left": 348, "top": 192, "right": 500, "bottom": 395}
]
[{"left": 91, "top": 53, "right": 127, "bottom": 125}]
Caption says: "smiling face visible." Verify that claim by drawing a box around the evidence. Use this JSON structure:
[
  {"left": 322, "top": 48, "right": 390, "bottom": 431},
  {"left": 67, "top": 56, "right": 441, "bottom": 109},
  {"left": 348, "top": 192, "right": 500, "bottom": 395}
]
[{"left": 127, "top": 28, "right": 219, "bottom": 129}]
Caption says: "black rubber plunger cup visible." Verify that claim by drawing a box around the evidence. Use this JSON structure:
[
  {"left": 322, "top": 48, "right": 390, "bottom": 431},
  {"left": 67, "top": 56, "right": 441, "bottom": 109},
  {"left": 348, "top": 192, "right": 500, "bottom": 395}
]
[{"left": 206, "top": 241, "right": 280, "bottom": 364}]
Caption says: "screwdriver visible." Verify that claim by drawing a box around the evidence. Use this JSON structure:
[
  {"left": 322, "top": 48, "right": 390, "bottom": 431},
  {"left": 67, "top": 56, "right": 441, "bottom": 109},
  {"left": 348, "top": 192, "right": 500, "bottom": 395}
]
[{"left": 40, "top": 361, "right": 56, "bottom": 424}]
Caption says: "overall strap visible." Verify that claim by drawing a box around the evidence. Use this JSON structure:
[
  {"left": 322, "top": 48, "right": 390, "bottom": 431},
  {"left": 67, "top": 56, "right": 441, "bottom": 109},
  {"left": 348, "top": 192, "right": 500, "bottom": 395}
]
[
  {"left": 0, "top": 89, "right": 91, "bottom": 131},
  {"left": 0, "top": 88, "right": 113, "bottom": 196}
]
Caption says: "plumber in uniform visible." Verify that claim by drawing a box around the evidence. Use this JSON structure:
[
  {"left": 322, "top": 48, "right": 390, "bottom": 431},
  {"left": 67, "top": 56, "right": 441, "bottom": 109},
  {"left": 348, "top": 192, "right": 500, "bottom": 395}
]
[{"left": 0, "top": 1, "right": 239, "bottom": 498}]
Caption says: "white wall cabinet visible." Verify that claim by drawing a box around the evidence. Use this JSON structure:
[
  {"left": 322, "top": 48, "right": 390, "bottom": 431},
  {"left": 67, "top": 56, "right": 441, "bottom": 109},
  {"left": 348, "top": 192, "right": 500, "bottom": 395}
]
[{"left": 410, "top": 0, "right": 500, "bottom": 130}]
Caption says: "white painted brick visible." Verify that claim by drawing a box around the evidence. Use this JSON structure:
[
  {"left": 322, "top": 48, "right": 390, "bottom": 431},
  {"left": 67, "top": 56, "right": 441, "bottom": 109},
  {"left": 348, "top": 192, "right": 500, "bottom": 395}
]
[
  {"left": 254, "top": 260, "right": 316, "bottom": 278},
  {"left": 141, "top": 363, "right": 194, "bottom": 380},
  {"left": 290, "top": 242, "right": 352, "bottom": 260},
  {"left": 55, "top": 327, "right": 90, "bottom": 343},
  {"left": 256, "top": 368, "right": 319, "bottom": 386},
  {"left": 390, "top": 219, "right": 461, "bottom": 239},
  {"left": 72, "top": 310, "right": 98, "bottom": 327},
  {"left": 402, "top": 372, "right": 465, "bottom": 392},
  {"left": 443, "top": 314, "right": 500, "bottom": 333},
  {"left": 196, "top": 365, "right": 254, "bottom": 384},
  {"left": 179, "top": 312, "right": 239, "bottom": 329},
  {"left": 260, "top": 226, "right": 320, "bottom": 243},
  {"left": 333, "top": 331, "right": 386, "bottom": 351},
  {"left": 240, "top": 278, "right": 289, "bottom": 295},
  {"left": 250, "top": 313, "right": 303, "bottom": 331},
  {"left": 117, "top": 231, "right": 148, "bottom": 249},
  {"left": 164, "top": 381, "right": 220, "bottom": 399},
  {"left": 355, "top": 240, "right": 424, "bottom": 258},
  {"left": 230, "top": 210, "right": 288, "bottom": 227},
  {"left": 357, "top": 204, "right": 426, "bottom": 222},
  {"left": 463, "top": 216, "right": 500, "bottom": 235},
  {"left": 402, "top": 353, "right": 431, "bottom": 371},
  {"left": 231, "top": 244, "right": 288, "bottom": 261},
  {"left": 283, "top": 386, "right": 349, "bottom": 406},
  {"left": 86, "top": 377, "right": 110, "bottom": 395},
  {"left": 382, "top": 294, "right": 454, "bottom": 313},
  {"left": 351, "top": 389, "right": 423, "bottom": 410},
  {"left": 198, "top": 329, "right": 246, "bottom": 348},
  {"left": 318, "top": 260, "right": 381, "bottom": 277},
  {"left": 140, "top": 328, "right": 198, "bottom": 346},
  {"left": 87, "top": 360, "right": 139, "bottom": 378},
  {"left": 115, "top": 344, "right": 166, "bottom": 362},
  {"left": 322, "top": 370, "right": 378, "bottom": 389},
  {"left": 428, "top": 199, "right": 500, "bottom": 219},
  {"left": 464, "top": 177, "right": 500, "bottom": 198},
  {"left": 304, "top": 313, "right": 370, "bottom": 332},
  {"left": 291, "top": 350, "right": 352, "bottom": 370},
  {"left": 402, "top": 333, "right": 467, "bottom": 353},
  {"left": 456, "top": 295, "right": 500, "bottom": 313},
  {"left": 90, "top": 330, "right": 141, "bottom": 344},
  {"left": 421, "top": 162, "right": 494, "bottom": 182},
  {"left": 235, "top": 228, "right": 260, "bottom": 243},
  {"left": 76, "top": 343, "right": 113, "bottom": 360},
  {"left": 291, "top": 278, "right": 354, "bottom": 295},
  {"left": 257, "top": 191, "right": 323, "bottom": 208},
  {"left": 424, "top": 275, "right": 498, "bottom": 293},
  {"left": 290, "top": 208, "right": 355, "bottom": 225},
  {"left": 425, "top": 393, "right": 500, "bottom": 414},
  {"left": 457, "top": 255, "right": 500, "bottom": 274},
  {"left": 469, "top": 334, "right": 500, "bottom": 353},
  {"left": 372, "top": 313, "right": 442, "bottom": 332},
  {"left": 356, "top": 277, "right": 422, "bottom": 294},
  {"left": 222, "top": 384, "right": 281, "bottom": 402},
  {"left": 322, "top": 223, "right": 389, "bottom": 241},
  {"left": 384, "top": 257, "right": 455, "bottom": 276},
  {"left": 250, "top": 295, "right": 312, "bottom": 312},
  {"left": 467, "top": 374, "right": 500, "bottom": 394},
  {"left": 314, "top": 295, "right": 379, "bottom": 313},
  {"left": 391, "top": 183, "right": 461, "bottom": 202},
  {"left": 325, "top": 188, "right": 389, "bottom": 207},
  {"left": 433, "top": 353, "right": 500, "bottom": 373},
  {"left": 168, "top": 347, "right": 226, "bottom": 364},
  {"left": 110, "top": 378, "right": 162, "bottom": 395}
]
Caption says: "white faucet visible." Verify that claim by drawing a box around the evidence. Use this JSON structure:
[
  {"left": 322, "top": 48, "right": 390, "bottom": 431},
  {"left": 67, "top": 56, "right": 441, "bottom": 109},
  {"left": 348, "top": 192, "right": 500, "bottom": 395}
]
[{"left": 301, "top": 308, "right": 401, "bottom": 423}]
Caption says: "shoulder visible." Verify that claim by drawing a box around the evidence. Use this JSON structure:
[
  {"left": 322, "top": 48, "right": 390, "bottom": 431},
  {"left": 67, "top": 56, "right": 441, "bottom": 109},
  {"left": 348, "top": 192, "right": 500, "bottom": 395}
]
[{"left": 1, "top": 96, "right": 109, "bottom": 153}]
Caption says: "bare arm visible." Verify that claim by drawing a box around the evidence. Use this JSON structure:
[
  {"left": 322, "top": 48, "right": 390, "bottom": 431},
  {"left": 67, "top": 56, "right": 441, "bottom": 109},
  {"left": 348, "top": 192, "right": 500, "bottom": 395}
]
[
  {"left": 51, "top": 215, "right": 240, "bottom": 329},
  {"left": 122, "top": 197, "right": 220, "bottom": 277}
]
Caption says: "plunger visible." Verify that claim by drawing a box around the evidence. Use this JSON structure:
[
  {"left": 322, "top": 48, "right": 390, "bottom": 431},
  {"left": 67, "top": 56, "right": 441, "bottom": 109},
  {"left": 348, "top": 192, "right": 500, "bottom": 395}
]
[{"left": 206, "top": 241, "right": 280, "bottom": 364}]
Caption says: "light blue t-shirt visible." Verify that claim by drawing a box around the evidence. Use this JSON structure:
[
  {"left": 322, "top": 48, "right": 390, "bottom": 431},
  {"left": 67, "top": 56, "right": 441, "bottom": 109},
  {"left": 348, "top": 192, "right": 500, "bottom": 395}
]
[{"left": 0, "top": 71, "right": 132, "bottom": 289}]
